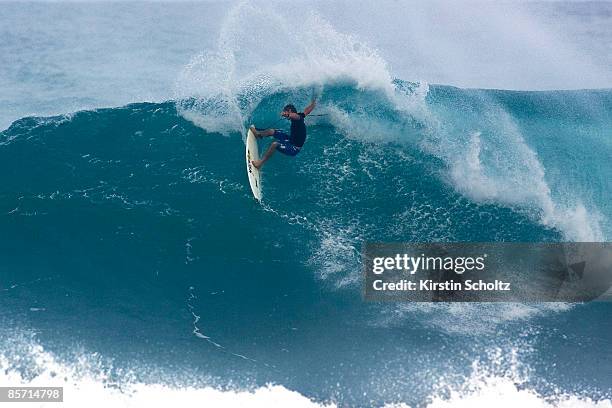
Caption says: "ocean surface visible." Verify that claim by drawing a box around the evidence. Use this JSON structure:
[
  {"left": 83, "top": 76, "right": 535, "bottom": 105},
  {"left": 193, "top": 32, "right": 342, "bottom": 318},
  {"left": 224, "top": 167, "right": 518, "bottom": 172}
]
[{"left": 1, "top": 1, "right": 611, "bottom": 407}]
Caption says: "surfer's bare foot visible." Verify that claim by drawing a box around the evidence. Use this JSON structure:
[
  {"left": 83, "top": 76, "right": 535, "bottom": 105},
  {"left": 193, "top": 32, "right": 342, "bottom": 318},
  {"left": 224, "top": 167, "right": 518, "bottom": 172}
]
[{"left": 252, "top": 160, "right": 263, "bottom": 169}]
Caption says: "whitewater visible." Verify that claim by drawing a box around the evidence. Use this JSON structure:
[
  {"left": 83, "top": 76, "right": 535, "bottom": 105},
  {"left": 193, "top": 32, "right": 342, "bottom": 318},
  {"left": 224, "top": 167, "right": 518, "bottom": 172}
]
[{"left": 1, "top": 1, "right": 611, "bottom": 407}]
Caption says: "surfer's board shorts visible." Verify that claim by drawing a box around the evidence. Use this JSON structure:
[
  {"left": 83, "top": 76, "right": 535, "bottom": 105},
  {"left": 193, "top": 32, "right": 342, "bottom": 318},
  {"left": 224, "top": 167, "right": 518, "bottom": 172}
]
[{"left": 273, "top": 130, "right": 301, "bottom": 156}]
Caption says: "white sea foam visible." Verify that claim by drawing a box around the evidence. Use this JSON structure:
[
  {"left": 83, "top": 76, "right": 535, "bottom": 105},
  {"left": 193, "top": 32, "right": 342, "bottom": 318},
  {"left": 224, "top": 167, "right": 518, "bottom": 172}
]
[
  {"left": 2, "top": 334, "right": 609, "bottom": 408},
  {"left": 174, "top": 2, "right": 394, "bottom": 135},
  {"left": 442, "top": 115, "right": 604, "bottom": 242},
  {"left": 0, "top": 332, "right": 331, "bottom": 408},
  {"left": 420, "top": 347, "right": 612, "bottom": 408},
  {"left": 422, "top": 380, "right": 612, "bottom": 408}
]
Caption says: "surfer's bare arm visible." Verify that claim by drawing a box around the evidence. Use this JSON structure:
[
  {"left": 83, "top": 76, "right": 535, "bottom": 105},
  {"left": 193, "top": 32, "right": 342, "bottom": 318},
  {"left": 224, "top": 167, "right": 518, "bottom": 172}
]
[{"left": 303, "top": 99, "right": 317, "bottom": 116}]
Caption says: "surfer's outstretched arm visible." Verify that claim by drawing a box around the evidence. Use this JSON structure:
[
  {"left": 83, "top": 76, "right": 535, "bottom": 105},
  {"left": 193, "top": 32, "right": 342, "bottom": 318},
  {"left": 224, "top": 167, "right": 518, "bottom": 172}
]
[{"left": 303, "top": 98, "right": 317, "bottom": 116}]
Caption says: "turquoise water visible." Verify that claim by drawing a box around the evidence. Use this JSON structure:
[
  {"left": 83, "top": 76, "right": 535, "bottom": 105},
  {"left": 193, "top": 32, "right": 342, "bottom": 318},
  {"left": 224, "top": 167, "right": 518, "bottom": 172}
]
[{"left": 1, "top": 1, "right": 611, "bottom": 407}]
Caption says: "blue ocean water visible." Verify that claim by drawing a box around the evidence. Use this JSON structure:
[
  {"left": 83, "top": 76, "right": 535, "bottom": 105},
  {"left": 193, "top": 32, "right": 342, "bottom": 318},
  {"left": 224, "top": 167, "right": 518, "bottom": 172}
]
[{"left": 1, "top": 1, "right": 611, "bottom": 407}]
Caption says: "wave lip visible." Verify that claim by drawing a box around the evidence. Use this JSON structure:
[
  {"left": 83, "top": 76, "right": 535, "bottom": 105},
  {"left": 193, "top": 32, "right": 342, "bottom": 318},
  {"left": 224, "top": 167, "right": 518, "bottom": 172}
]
[{"left": 174, "top": 3, "right": 395, "bottom": 136}]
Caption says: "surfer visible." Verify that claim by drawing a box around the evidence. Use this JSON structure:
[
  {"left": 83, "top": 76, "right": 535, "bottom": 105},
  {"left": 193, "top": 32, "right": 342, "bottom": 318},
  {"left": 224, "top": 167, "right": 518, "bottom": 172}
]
[{"left": 250, "top": 98, "right": 317, "bottom": 169}]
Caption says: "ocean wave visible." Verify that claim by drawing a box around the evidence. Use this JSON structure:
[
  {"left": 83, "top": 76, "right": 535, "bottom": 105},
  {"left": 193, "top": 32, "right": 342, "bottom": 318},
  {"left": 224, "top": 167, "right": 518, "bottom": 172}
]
[{"left": 172, "top": 3, "right": 609, "bottom": 243}]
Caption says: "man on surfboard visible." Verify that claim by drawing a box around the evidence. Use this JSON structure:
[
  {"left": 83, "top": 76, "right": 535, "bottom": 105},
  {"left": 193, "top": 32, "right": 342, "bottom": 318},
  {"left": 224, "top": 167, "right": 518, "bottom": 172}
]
[{"left": 250, "top": 98, "right": 317, "bottom": 169}]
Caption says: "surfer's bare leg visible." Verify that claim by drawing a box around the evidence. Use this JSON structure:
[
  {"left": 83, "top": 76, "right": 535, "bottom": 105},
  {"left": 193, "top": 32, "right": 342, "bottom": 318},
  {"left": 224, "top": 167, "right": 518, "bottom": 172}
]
[
  {"left": 252, "top": 142, "right": 278, "bottom": 169},
  {"left": 250, "top": 126, "right": 275, "bottom": 139}
]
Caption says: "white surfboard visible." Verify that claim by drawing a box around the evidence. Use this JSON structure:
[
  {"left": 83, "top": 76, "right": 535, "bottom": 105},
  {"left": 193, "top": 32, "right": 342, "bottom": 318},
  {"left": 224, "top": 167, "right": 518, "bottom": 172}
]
[{"left": 246, "top": 127, "right": 262, "bottom": 201}]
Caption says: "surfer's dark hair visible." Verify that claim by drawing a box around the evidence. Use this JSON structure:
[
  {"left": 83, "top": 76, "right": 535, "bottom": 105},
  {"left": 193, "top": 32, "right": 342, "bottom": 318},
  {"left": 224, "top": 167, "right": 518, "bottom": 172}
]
[{"left": 283, "top": 104, "right": 297, "bottom": 113}]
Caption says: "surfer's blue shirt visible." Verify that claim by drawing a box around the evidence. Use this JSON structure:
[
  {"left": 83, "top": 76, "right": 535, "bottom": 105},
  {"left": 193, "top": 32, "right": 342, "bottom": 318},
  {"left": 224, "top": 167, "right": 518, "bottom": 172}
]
[{"left": 289, "top": 112, "right": 307, "bottom": 147}]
